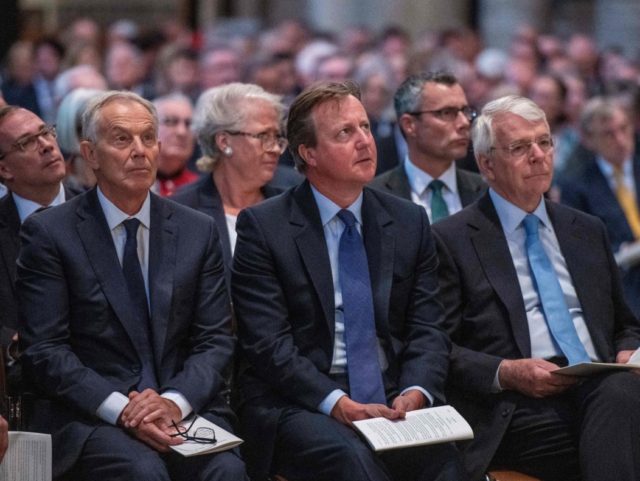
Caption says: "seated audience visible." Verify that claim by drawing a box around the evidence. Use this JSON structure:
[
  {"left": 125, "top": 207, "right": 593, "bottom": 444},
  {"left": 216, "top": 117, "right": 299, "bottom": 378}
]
[
  {"left": 432, "top": 94, "right": 640, "bottom": 481},
  {"left": 173, "top": 83, "right": 291, "bottom": 282},
  {"left": 152, "top": 93, "right": 198, "bottom": 197},
  {"left": 231, "top": 80, "right": 468, "bottom": 481},
  {"left": 559, "top": 97, "right": 640, "bottom": 316},
  {"left": 17, "top": 91, "right": 246, "bottom": 481}
]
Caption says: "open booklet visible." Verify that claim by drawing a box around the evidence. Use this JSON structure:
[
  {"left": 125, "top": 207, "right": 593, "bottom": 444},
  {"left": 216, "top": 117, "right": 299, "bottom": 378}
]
[
  {"left": 0, "top": 432, "right": 52, "bottom": 481},
  {"left": 352, "top": 405, "right": 473, "bottom": 452},
  {"left": 169, "top": 415, "right": 243, "bottom": 457},
  {"left": 554, "top": 348, "right": 640, "bottom": 376}
]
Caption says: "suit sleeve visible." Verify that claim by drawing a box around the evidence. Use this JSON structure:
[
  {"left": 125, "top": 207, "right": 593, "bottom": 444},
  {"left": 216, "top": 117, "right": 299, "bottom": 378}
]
[
  {"left": 17, "top": 217, "right": 118, "bottom": 415},
  {"left": 433, "top": 229, "right": 504, "bottom": 395},
  {"left": 160, "top": 219, "right": 235, "bottom": 412},
  {"left": 231, "top": 209, "right": 342, "bottom": 411}
]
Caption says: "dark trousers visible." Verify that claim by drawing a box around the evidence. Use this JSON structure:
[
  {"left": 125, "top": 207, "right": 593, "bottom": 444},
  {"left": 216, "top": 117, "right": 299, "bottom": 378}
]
[
  {"left": 273, "top": 406, "right": 469, "bottom": 481},
  {"left": 70, "top": 414, "right": 247, "bottom": 481},
  {"left": 491, "top": 370, "right": 640, "bottom": 481}
]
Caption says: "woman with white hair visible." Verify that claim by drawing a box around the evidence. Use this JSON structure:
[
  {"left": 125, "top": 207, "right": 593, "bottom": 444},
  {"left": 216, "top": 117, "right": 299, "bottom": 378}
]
[
  {"left": 56, "top": 87, "right": 103, "bottom": 191},
  {"left": 172, "top": 82, "right": 289, "bottom": 282}
]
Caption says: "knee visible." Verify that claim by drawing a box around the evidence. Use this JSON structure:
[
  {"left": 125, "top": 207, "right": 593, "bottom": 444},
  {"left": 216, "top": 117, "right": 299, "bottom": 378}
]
[
  {"left": 588, "top": 372, "right": 640, "bottom": 413},
  {"left": 195, "top": 452, "right": 247, "bottom": 481},
  {"left": 127, "top": 455, "right": 169, "bottom": 481}
]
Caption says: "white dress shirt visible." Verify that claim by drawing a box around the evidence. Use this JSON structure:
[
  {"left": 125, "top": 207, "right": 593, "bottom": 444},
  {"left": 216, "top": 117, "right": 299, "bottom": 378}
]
[
  {"left": 95, "top": 188, "right": 192, "bottom": 424},
  {"left": 404, "top": 156, "right": 462, "bottom": 221}
]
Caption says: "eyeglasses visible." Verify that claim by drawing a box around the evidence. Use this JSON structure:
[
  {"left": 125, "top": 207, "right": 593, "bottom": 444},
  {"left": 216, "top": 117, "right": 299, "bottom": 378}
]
[
  {"left": 161, "top": 117, "right": 192, "bottom": 128},
  {"left": 0, "top": 125, "right": 57, "bottom": 159},
  {"left": 491, "top": 137, "right": 554, "bottom": 159},
  {"left": 409, "top": 106, "right": 477, "bottom": 122},
  {"left": 226, "top": 130, "right": 288, "bottom": 152},
  {"left": 170, "top": 417, "right": 217, "bottom": 445}
]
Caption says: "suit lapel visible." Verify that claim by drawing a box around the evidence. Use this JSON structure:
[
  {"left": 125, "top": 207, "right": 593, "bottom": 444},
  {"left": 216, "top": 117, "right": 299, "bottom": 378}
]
[
  {"left": 457, "top": 169, "right": 484, "bottom": 207},
  {"left": 547, "top": 201, "right": 609, "bottom": 356},
  {"left": 148, "top": 194, "right": 176, "bottom": 365},
  {"left": 198, "top": 176, "right": 232, "bottom": 267},
  {"left": 75, "top": 189, "right": 146, "bottom": 351},
  {"left": 291, "top": 182, "right": 335, "bottom": 334},
  {"left": 362, "top": 189, "right": 394, "bottom": 337},
  {"left": 470, "top": 195, "right": 531, "bottom": 357}
]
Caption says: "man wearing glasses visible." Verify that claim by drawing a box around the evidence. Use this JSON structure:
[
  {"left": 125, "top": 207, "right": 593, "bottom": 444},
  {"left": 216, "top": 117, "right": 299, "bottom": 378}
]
[
  {"left": 0, "top": 106, "right": 71, "bottom": 419},
  {"left": 432, "top": 95, "right": 640, "bottom": 481},
  {"left": 370, "top": 72, "right": 485, "bottom": 223},
  {"left": 17, "top": 91, "right": 246, "bottom": 480}
]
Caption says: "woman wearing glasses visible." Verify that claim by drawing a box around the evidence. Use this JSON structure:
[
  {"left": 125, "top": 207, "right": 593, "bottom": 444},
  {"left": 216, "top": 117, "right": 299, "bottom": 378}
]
[{"left": 173, "top": 83, "right": 289, "bottom": 283}]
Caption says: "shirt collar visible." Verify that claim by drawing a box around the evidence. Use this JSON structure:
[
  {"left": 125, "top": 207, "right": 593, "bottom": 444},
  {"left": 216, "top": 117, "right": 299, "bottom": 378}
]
[
  {"left": 97, "top": 187, "right": 151, "bottom": 230},
  {"left": 404, "top": 155, "right": 458, "bottom": 196},
  {"left": 595, "top": 155, "right": 633, "bottom": 180},
  {"left": 310, "top": 184, "right": 364, "bottom": 227},
  {"left": 13, "top": 183, "right": 66, "bottom": 223},
  {"left": 489, "top": 188, "right": 551, "bottom": 234}
]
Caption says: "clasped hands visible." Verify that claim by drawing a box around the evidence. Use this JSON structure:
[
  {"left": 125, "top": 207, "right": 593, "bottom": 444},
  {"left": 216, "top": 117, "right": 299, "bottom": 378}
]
[
  {"left": 330, "top": 389, "right": 426, "bottom": 427},
  {"left": 117, "top": 389, "right": 184, "bottom": 452}
]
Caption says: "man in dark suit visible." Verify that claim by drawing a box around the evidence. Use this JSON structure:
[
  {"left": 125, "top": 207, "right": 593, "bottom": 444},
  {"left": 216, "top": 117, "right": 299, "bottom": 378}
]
[
  {"left": 559, "top": 97, "right": 640, "bottom": 316},
  {"left": 231, "top": 81, "right": 468, "bottom": 481},
  {"left": 370, "top": 72, "right": 485, "bottom": 223},
  {"left": 0, "top": 106, "right": 68, "bottom": 389},
  {"left": 432, "top": 95, "right": 640, "bottom": 481},
  {"left": 17, "top": 91, "right": 246, "bottom": 480}
]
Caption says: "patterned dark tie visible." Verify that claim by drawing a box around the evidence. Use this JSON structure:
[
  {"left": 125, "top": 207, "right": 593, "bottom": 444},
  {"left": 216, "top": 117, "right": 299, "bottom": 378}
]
[
  {"left": 337, "top": 209, "right": 386, "bottom": 404},
  {"left": 523, "top": 214, "right": 590, "bottom": 365},
  {"left": 428, "top": 179, "right": 449, "bottom": 223},
  {"left": 122, "top": 218, "right": 157, "bottom": 390}
]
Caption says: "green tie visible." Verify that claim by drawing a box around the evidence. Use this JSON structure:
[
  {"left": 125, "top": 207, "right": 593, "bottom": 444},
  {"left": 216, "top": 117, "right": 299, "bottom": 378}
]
[{"left": 429, "top": 179, "right": 449, "bottom": 223}]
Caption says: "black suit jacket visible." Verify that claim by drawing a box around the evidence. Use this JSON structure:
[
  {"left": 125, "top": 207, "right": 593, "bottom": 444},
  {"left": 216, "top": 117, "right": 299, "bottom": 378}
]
[
  {"left": 369, "top": 162, "right": 486, "bottom": 208},
  {"left": 559, "top": 149, "right": 640, "bottom": 315},
  {"left": 0, "top": 188, "right": 76, "bottom": 347},
  {"left": 432, "top": 193, "right": 640, "bottom": 479},
  {"left": 17, "top": 189, "right": 235, "bottom": 476},
  {"left": 231, "top": 181, "right": 450, "bottom": 479},
  {"left": 172, "top": 174, "right": 284, "bottom": 285}
]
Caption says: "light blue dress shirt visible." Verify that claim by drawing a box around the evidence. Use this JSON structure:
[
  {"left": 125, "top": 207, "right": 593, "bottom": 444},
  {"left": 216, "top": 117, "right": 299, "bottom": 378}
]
[
  {"left": 490, "top": 189, "right": 598, "bottom": 363},
  {"left": 311, "top": 186, "right": 432, "bottom": 415},
  {"left": 13, "top": 183, "right": 66, "bottom": 223}
]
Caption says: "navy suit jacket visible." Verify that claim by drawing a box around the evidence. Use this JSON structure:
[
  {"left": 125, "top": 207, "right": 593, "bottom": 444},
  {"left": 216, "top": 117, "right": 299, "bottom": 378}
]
[
  {"left": 17, "top": 189, "right": 235, "bottom": 476},
  {"left": 0, "top": 188, "right": 76, "bottom": 347},
  {"left": 432, "top": 193, "right": 640, "bottom": 479},
  {"left": 369, "top": 163, "right": 487, "bottom": 208},
  {"left": 231, "top": 181, "right": 450, "bottom": 479},
  {"left": 172, "top": 174, "right": 284, "bottom": 286},
  {"left": 559, "top": 149, "right": 640, "bottom": 315}
]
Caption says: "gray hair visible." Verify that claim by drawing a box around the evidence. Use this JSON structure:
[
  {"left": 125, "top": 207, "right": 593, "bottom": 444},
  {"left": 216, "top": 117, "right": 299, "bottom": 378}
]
[
  {"left": 472, "top": 95, "right": 547, "bottom": 158},
  {"left": 152, "top": 92, "right": 193, "bottom": 112},
  {"left": 56, "top": 88, "right": 104, "bottom": 155},
  {"left": 394, "top": 71, "right": 459, "bottom": 120},
  {"left": 579, "top": 96, "right": 628, "bottom": 135},
  {"left": 192, "top": 82, "right": 284, "bottom": 172},
  {"left": 54, "top": 65, "right": 107, "bottom": 105},
  {"left": 82, "top": 91, "right": 157, "bottom": 143}
]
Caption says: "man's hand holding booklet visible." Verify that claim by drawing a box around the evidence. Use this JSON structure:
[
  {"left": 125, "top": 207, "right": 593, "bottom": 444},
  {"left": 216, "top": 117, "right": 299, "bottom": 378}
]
[
  {"left": 352, "top": 405, "right": 473, "bottom": 452},
  {"left": 553, "top": 347, "right": 640, "bottom": 376}
]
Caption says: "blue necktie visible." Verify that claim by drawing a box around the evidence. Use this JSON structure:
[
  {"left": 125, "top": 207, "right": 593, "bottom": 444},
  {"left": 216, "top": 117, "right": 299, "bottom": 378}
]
[
  {"left": 337, "top": 209, "right": 386, "bottom": 404},
  {"left": 523, "top": 214, "right": 590, "bottom": 365},
  {"left": 122, "top": 218, "right": 157, "bottom": 390},
  {"left": 429, "top": 179, "right": 449, "bottom": 223}
]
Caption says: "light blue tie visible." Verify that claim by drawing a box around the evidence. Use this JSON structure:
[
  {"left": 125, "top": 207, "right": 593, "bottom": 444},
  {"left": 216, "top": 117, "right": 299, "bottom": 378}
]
[
  {"left": 337, "top": 209, "right": 386, "bottom": 404},
  {"left": 429, "top": 179, "right": 449, "bottom": 223},
  {"left": 523, "top": 214, "right": 590, "bottom": 365}
]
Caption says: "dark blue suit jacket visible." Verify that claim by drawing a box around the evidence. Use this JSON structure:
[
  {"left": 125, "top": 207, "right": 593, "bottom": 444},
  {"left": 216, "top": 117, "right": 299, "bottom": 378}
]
[
  {"left": 231, "top": 181, "right": 451, "bottom": 479},
  {"left": 559, "top": 150, "right": 640, "bottom": 315},
  {"left": 432, "top": 194, "right": 640, "bottom": 479},
  {"left": 17, "top": 189, "right": 235, "bottom": 477}
]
